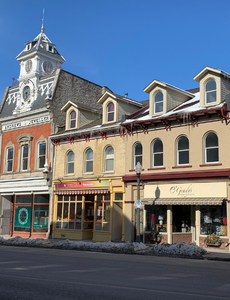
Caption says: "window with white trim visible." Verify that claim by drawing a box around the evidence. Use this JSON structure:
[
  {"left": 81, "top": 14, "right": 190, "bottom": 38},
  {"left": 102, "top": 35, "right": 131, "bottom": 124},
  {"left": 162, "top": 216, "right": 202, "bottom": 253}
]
[
  {"left": 152, "top": 139, "right": 163, "bottom": 167},
  {"left": 21, "top": 144, "right": 29, "bottom": 171},
  {"left": 205, "top": 79, "right": 216, "bottom": 104},
  {"left": 177, "top": 136, "right": 189, "bottom": 165},
  {"left": 85, "top": 148, "right": 93, "bottom": 173},
  {"left": 107, "top": 102, "right": 114, "bottom": 122},
  {"left": 154, "top": 91, "right": 163, "bottom": 113},
  {"left": 69, "top": 111, "right": 76, "bottom": 128},
  {"left": 105, "top": 146, "right": 114, "bottom": 171},
  {"left": 134, "top": 143, "right": 142, "bottom": 167},
  {"left": 205, "top": 132, "right": 219, "bottom": 163},
  {"left": 38, "top": 142, "right": 46, "bottom": 169},
  {"left": 6, "top": 147, "right": 14, "bottom": 172},
  {"left": 67, "top": 151, "right": 74, "bottom": 174}
]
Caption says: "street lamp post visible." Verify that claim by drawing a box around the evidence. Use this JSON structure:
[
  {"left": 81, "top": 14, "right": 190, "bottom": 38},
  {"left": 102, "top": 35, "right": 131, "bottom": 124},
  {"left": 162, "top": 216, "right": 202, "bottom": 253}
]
[{"left": 135, "top": 162, "right": 142, "bottom": 243}]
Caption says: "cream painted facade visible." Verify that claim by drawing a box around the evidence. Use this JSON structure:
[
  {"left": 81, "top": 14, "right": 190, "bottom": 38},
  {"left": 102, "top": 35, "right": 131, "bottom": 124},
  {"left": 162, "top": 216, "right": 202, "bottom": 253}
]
[{"left": 122, "top": 67, "right": 230, "bottom": 249}]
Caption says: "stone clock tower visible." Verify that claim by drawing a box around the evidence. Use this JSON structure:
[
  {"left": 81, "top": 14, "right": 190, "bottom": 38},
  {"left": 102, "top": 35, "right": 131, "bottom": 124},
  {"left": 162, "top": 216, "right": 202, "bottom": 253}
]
[{"left": 14, "top": 25, "right": 65, "bottom": 114}]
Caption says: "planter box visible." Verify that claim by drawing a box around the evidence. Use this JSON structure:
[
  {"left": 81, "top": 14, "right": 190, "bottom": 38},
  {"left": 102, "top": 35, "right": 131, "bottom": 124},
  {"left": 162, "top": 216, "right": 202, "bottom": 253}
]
[{"left": 206, "top": 242, "right": 221, "bottom": 247}]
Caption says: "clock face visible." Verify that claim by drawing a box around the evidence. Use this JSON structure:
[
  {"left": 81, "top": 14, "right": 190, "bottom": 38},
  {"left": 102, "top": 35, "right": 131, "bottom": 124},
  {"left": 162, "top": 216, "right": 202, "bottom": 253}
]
[
  {"left": 43, "top": 61, "right": 53, "bottom": 74},
  {"left": 25, "top": 60, "right": 32, "bottom": 73},
  {"left": 23, "top": 86, "right": 30, "bottom": 101}
]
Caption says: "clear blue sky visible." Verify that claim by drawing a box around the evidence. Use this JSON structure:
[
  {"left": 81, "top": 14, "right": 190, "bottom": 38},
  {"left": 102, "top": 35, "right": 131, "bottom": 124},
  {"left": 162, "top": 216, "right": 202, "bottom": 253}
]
[{"left": 0, "top": 0, "right": 229, "bottom": 102}]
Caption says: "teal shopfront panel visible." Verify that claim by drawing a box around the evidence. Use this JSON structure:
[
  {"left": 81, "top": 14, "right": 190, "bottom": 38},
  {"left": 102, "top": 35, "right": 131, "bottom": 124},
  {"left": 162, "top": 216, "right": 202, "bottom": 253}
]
[{"left": 14, "top": 207, "right": 31, "bottom": 232}]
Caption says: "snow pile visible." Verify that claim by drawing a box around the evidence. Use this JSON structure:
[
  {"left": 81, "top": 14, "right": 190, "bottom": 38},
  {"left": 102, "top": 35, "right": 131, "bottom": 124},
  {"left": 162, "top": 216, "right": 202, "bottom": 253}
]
[
  {"left": 0, "top": 237, "right": 207, "bottom": 257},
  {"left": 146, "top": 242, "right": 207, "bottom": 257}
]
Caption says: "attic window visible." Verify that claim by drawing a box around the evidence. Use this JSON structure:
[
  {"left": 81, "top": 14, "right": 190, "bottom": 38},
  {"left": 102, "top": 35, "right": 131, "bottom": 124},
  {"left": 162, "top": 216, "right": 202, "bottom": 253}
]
[
  {"left": 154, "top": 91, "right": 163, "bottom": 113},
  {"left": 26, "top": 43, "right": 31, "bottom": 51},
  {"left": 70, "top": 111, "right": 76, "bottom": 128},
  {"left": 107, "top": 102, "right": 114, "bottom": 122},
  {"left": 205, "top": 79, "right": 216, "bottom": 104},
  {"left": 48, "top": 45, "right": 53, "bottom": 52}
]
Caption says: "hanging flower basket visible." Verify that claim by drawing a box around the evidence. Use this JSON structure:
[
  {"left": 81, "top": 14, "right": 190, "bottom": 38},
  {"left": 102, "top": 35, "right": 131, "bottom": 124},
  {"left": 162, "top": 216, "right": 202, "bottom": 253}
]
[{"left": 204, "top": 234, "right": 223, "bottom": 247}]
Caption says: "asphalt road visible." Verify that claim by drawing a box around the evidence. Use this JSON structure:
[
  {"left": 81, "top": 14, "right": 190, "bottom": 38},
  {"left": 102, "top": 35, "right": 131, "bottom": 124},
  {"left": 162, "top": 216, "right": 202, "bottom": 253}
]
[{"left": 0, "top": 245, "right": 230, "bottom": 300}]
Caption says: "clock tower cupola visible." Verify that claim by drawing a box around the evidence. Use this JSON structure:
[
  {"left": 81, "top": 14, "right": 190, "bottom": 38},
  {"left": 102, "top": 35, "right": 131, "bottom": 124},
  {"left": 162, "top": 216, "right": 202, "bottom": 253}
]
[{"left": 13, "top": 24, "right": 65, "bottom": 114}]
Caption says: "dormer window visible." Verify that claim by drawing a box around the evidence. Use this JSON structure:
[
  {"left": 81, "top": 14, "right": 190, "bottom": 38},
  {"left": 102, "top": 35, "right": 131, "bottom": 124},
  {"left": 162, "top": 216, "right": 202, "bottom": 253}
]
[
  {"left": 107, "top": 102, "right": 114, "bottom": 122},
  {"left": 26, "top": 43, "right": 31, "bottom": 51},
  {"left": 205, "top": 79, "right": 216, "bottom": 104},
  {"left": 154, "top": 91, "right": 163, "bottom": 113},
  {"left": 48, "top": 45, "right": 53, "bottom": 52},
  {"left": 69, "top": 111, "right": 76, "bottom": 128}
]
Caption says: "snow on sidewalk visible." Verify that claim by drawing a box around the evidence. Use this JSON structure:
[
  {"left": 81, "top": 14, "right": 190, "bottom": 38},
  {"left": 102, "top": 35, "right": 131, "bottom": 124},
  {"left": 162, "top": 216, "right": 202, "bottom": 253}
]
[{"left": 0, "top": 237, "right": 207, "bottom": 257}]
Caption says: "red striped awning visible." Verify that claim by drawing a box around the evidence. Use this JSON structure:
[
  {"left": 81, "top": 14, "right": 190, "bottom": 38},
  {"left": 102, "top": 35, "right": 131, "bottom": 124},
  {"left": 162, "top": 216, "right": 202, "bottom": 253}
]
[{"left": 55, "top": 189, "right": 109, "bottom": 195}]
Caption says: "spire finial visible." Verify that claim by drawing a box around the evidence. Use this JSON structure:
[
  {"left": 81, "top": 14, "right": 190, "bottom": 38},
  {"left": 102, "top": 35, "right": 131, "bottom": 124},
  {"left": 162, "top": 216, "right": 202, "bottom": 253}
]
[{"left": 41, "top": 8, "right": 45, "bottom": 33}]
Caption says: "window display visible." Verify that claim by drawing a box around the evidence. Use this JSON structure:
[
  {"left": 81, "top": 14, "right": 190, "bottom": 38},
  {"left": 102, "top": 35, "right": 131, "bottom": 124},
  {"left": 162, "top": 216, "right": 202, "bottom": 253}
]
[
  {"left": 145, "top": 205, "right": 167, "bottom": 232},
  {"left": 172, "top": 206, "right": 191, "bottom": 232},
  {"left": 56, "top": 195, "right": 82, "bottom": 229},
  {"left": 200, "top": 203, "right": 227, "bottom": 236}
]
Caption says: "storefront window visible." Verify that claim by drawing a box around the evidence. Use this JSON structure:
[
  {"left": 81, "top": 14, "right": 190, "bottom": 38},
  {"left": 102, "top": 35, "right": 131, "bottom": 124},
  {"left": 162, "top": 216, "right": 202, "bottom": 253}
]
[
  {"left": 56, "top": 195, "right": 82, "bottom": 230},
  {"left": 145, "top": 205, "right": 167, "bottom": 232},
  {"left": 14, "top": 194, "right": 49, "bottom": 233},
  {"left": 95, "top": 194, "right": 110, "bottom": 231},
  {"left": 200, "top": 203, "right": 227, "bottom": 236},
  {"left": 33, "top": 205, "right": 49, "bottom": 232},
  {"left": 173, "top": 206, "right": 191, "bottom": 232}
]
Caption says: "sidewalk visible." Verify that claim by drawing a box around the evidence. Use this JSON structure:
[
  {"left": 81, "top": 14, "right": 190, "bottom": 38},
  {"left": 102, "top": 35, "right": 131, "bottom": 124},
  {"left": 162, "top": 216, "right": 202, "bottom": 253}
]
[{"left": 203, "top": 248, "right": 230, "bottom": 261}]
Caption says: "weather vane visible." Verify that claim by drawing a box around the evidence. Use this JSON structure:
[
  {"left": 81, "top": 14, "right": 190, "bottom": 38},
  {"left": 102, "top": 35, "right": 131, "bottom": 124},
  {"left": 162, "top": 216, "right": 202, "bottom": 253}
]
[{"left": 41, "top": 8, "right": 45, "bottom": 33}]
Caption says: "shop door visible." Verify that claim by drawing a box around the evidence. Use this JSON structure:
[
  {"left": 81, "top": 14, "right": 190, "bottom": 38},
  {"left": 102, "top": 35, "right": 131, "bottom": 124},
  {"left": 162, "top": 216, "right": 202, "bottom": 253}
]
[
  {"left": 112, "top": 202, "right": 123, "bottom": 241},
  {"left": 1, "top": 209, "right": 11, "bottom": 234}
]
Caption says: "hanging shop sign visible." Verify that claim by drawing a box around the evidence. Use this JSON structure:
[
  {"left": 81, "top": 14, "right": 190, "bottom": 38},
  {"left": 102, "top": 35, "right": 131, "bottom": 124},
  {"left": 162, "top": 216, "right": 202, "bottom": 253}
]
[
  {"left": 14, "top": 207, "right": 31, "bottom": 228},
  {"left": 144, "top": 182, "right": 227, "bottom": 199},
  {"left": 55, "top": 180, "right": 110, "bottom": 190}
]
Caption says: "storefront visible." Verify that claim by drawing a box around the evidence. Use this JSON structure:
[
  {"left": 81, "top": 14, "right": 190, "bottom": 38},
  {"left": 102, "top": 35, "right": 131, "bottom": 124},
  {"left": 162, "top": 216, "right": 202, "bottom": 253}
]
[
  {"left": 0, "top": 177, "right": 51, "bottom": 238},
  {"left": 142, "top": 182, "right": 230, "bottom": 248},
  {"left": 52, "top": 178, "right": 125, "bottom": 242}
]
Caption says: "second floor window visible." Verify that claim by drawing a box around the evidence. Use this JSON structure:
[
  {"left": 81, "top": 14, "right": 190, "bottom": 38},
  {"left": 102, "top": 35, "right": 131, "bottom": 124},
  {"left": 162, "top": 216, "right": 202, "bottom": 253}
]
[
  {"left": 134, "top": 143, "right": 142, "bottom": 167},
  {"left": 70, "top": 111, "right": 76, "bottom": 128},
  {"left": 21, "top": 144, "right": 29, "bottom": 171},
  {"left": 38, "top": 143, "right": 46, "bottom": 169},
  {"left": 67, "top": 151, "right": 74, "bottom": 174},
  {"left": 154, "top": 91, "right": 163, "bottom": 113},
  {"left": 205, "top": 132, "right": 219, "bottom": 163},
  {"left": 177, "top": 136, "right": 189, "bottom": 165},
  {"left": 105, "top": 146, "right": 114, "bottom": 171},
  {"left": 107, "top": 103, "right": 114, "bottom": 122},
  {"left": 152, "top": 139, "right": 163, "bottom": 167},
  {"left": 205, "top": 79, "right": 216, "bottom": 104},
  {"left": 85, "top": 148, "right": 93, "bottom": 173},
  {"left": 6, "top": 147, "right": 14, "bottom": 172}
]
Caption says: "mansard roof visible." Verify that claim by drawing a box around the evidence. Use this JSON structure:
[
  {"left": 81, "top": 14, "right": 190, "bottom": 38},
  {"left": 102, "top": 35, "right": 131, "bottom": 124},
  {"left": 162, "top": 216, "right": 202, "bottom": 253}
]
[{"left": 16, "top": 28, "right": 65, "bottom": 62}]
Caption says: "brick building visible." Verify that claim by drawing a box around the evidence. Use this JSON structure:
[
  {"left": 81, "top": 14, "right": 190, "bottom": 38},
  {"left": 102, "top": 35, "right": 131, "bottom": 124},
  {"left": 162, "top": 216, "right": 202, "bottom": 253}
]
[{"left": 0, "top": 26, "right": 109, "bottom": 238}]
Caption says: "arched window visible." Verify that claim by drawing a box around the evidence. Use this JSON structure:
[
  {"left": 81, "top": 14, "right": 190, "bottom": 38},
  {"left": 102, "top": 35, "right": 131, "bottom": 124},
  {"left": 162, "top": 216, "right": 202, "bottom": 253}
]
[
  {"left": 205, "top": 79, "right": 216, "bottom": 104},
  {"left": 205, "top": 132, "right": 219, "bottom": 163},
  {"left": 67, "top": 151, "right": 74, "bottom": 174},
  {"left": 69, "top": 111, "right": 76, "bottom": 128},
  {"left": 134, "top": 143, "right": 142, "bottom": 167},
  {"left": 85, "top": 148, "right": 93, "bottom": 173},
  {"left": 154, "top": 91, "right": 163, "bottom": 113},
  {"left": 177, "top": 136, "right": 189, "bottom": 165},
  {"left": 152, "top": 139, "right": 163, "bottom": 167},
  {"left": 105, "top": 146, "right": 114, "bottom": 171},
  {"left": 107, "top": 102, "right": 114, "bottom": 122}
]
